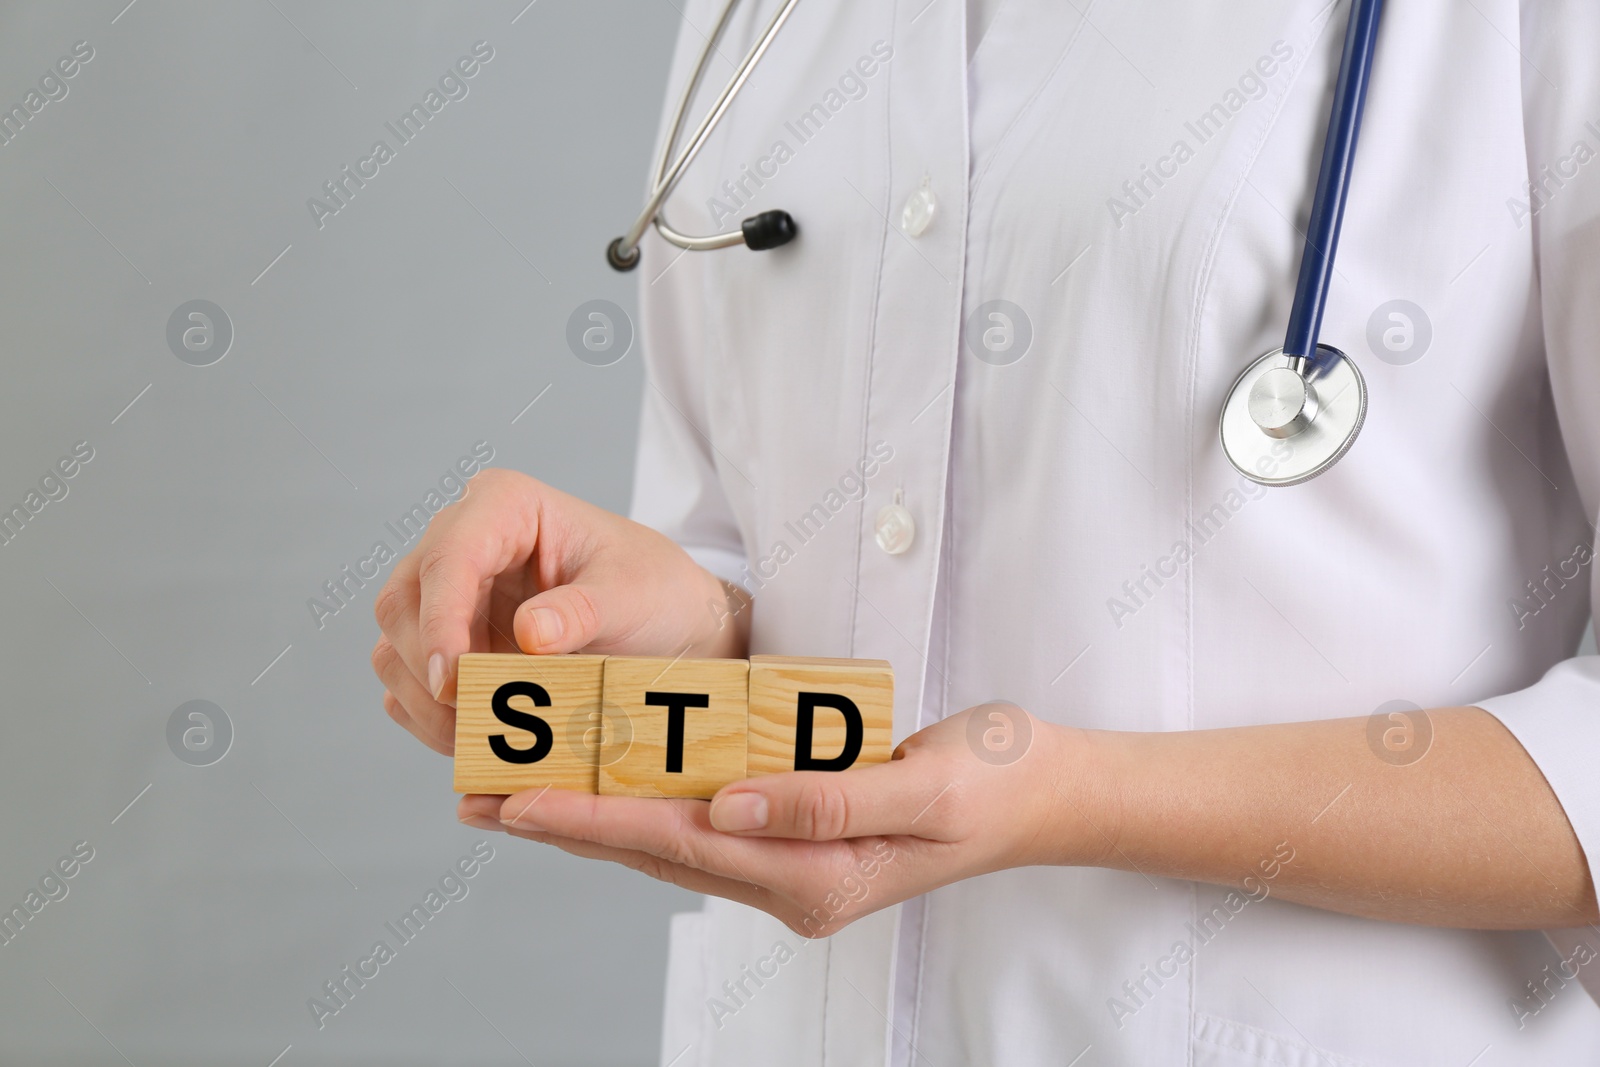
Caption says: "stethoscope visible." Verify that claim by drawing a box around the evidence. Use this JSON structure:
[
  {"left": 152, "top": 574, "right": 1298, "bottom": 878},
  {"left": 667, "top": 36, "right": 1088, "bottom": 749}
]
[
  {"left": 606, "top": 0, "right": 802, "bottom": 273},
  {"left": 609, "top": 0, "right": 1384, "bottom": 488}
]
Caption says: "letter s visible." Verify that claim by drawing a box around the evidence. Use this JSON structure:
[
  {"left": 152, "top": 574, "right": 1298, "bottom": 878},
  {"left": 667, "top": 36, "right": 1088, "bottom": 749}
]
[
  {"left": 472, "top": 40, "right": 495, "bottom": 63},
  {"left": 73, "top": 40, "right": 95, "bottom": 62},
  {"left": 488, "top": 681, "right": 554, "bottom": 764}
]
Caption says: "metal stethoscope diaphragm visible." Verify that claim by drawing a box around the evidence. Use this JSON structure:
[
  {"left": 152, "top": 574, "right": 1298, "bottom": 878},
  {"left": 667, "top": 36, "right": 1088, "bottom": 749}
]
[{"left": 1220, "top": 346, "right": 1368, "bottom": 486}]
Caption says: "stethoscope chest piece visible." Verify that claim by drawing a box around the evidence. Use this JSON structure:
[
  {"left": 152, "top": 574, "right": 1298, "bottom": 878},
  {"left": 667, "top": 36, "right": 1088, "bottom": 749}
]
[{"left": 1219, "top": 345, "right": 1367, "bottom": 486}]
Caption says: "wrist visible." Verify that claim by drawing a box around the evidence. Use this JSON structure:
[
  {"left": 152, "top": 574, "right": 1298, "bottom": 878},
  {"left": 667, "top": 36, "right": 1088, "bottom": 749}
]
[{"left": 1031, "top": 720, "right": 1129, "bottom": 870}]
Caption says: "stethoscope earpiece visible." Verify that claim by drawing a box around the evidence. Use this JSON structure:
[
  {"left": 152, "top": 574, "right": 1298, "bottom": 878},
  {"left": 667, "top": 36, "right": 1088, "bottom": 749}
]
[
  {"left": 606, "top": 237, "right": 641, "bottom": 273},
  {"left": 741, "top": 210, "right": 798, "bottom": 251}
]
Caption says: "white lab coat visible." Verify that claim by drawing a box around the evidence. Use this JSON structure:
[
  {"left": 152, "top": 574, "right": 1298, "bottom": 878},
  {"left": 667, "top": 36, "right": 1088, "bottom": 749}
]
[{"left": 629, "top": 1, "right": 1600, "bottom": 1063}]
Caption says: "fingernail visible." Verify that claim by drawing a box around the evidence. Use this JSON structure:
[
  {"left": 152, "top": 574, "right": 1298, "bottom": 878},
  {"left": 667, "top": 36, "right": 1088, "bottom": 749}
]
[
  {"left": 428, "top": 653, "right": 447, "bottom": 700},
  {"left": 529, "top": 606, "right": 564, "bottom": 648},
  {"left": 710, "top": 792, "right": 768, "bottom": 832},
  {"left": 458, "top": 815, "right": 501, "bottom": 832}
]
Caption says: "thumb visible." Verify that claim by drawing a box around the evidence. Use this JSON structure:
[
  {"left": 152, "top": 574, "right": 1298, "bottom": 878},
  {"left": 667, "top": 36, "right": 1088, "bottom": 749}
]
[
  {"left": 708, "top": 760, "right": 946, "bottom": 841},
  {"left": 513, "top": 584, "right": 604, "bottom": 654}
]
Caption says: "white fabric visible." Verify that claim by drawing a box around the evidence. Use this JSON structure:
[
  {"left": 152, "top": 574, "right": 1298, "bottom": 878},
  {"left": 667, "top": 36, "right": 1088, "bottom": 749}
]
[
  {"left": 967, "top": 0, "right": 1004, "bottom": 60},
  {"left": 633, "top": 1, "right": 1600, "bottom": 1063}
]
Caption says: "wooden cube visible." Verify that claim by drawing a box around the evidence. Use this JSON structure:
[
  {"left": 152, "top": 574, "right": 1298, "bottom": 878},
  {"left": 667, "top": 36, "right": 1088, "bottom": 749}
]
[
  {"left": 597, "top": 657, "right": 749, "bottom": 799},
  {"left": 453, "top": 653, "right": 606, "bottom": 794},
  {"left": 746, "top": 656, "right": 894, "bottom": 776}
]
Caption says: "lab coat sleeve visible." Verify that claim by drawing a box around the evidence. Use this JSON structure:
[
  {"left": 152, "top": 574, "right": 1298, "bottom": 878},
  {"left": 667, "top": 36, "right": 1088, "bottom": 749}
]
[
  {"left": 1473, "top": 1, "right": 1600, "bottom": 938},
  {"left": 627, "top": 248, "right": 750, "bottom": 590}
]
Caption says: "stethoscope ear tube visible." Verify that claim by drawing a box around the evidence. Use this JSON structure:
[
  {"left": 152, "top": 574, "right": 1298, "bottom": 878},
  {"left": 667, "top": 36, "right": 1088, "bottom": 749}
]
[{"left": 607, "top": 0, "right": 804, "bottom": 271}]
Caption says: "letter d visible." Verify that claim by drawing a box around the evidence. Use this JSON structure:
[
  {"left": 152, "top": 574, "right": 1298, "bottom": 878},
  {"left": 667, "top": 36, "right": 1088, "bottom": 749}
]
[{"left": 794, "top": 693, "right": 863, "bottom": 771}]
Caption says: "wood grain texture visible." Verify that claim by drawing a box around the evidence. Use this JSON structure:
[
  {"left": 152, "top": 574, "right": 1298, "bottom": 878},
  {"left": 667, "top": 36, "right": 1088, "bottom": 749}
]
[
  {"left": 746, "top": 656, "right": 894, "bottom": 776},
  {"left": 453, "top": 653, "right": 606, "bottom": 794},
  {"left": 597, "top": 657, "right": 749, "bottom": 799}
]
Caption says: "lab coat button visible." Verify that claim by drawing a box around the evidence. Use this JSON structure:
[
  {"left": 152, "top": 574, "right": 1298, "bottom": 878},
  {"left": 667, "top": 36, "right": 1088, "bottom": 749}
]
[
  {"left": 899, "top": 177, "right": 936, "bottom": 237},
  {"left": 874, "top": 499, "right": 916, "bottom": 555}
]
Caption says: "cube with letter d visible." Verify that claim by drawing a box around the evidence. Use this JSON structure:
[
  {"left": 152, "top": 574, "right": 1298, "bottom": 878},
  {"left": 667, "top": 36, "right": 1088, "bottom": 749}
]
[
  {"left": 453, "top": 653, "right": 606, "bottom": 794},
  {"left": 746, "top": 656, "right": 894, "bottom": 776}
]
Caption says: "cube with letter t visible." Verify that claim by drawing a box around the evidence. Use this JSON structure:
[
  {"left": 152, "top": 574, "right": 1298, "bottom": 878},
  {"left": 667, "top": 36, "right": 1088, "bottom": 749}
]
[
  {"left": 598, "top": 657, "right": 750, "bottom": 799},
  {"left": 746, "top": 655, "right": 894, "bottom": 776}
]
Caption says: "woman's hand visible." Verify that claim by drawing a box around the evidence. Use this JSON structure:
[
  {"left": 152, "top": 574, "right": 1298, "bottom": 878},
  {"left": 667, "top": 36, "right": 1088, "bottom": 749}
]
[
  {"left": 371, "top": 468, "right": 748, "bottom": 757},
  {"left": 450, "top": 657, "right": 1597, "bottom": 932},
  {"left": 457, "top": 704, "right": 1121, "bottom": 937}
]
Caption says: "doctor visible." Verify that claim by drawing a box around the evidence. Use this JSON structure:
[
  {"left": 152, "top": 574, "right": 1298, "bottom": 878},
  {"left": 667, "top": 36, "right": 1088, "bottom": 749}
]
[{"left": 371, "top": 0, "right": 1600, "bottom": 1063}]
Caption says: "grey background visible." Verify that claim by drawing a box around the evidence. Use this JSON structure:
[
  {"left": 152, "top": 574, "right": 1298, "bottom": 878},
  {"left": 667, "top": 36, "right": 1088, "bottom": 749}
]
[{"left": 0, "top": 2, "right": 693, "bottom": 1064}]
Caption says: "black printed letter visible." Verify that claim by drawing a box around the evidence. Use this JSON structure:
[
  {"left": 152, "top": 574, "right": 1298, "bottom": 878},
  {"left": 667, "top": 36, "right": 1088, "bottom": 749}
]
[
  {"left": 645, "top": 691, "right": 710, "bottom": 773},
  {"left": 489, "top": 681, "right": 553, "bottom": 764},
  {"left": 794, "top": 693, "right": 863, "bottom": 771}
]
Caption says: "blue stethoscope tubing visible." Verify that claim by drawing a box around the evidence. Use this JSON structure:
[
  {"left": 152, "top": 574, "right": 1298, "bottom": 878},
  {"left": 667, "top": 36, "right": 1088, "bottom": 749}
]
[
  {"left": 1219, "top": 0, "right": 1384, "bottom": 486},
  {"left": 1284, "top": 0, "right": 1385, "bottom": 362}
]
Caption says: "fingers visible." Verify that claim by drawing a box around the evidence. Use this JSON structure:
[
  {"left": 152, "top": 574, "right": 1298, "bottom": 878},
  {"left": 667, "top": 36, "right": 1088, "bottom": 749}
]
[
  {"left": 457, "top": 794, "right": 777, "bottom": 910},
  {"left": 372, "top": 639, "right": 455, "bottom": 753},
  {"left": 409, "top": 472, "right": 542, "bottom": 706},
  {"left": 459, "top": 793, "right": 507, "bottom": 822},
  {"left": 414, "top": 552, "right": 504, "bottom": 707},
  {"left": 382, "top": 691, "right": 452, "bottom": 756},
  {"left": 496, "top": 787, "right": 804, "bottom": 886},
  {"left": 708, "top": 758, "right": 960, "bottom": 841},
  {"left": 458, "top": 793, "right": 509, "bottom": 830},
  {"left": 512, "top": 583, "right": 604, "bottom": 655},
  {"left": 374, "top": 467, "right": 711, "bottom": 721},
  {"left": 513, "top": 827, "right": 777, "bottom": 909}
]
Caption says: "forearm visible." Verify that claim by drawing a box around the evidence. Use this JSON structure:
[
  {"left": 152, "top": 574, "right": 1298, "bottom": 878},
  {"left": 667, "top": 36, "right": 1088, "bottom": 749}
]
[{"left": 1063, "top": 708, "right": 1598, "bottom": 929}]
